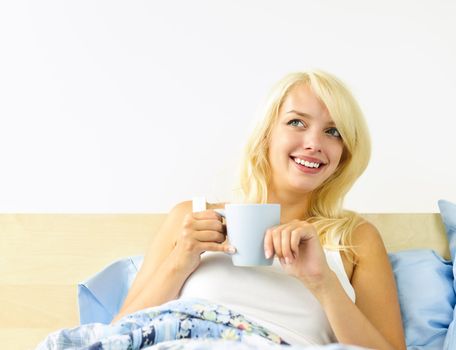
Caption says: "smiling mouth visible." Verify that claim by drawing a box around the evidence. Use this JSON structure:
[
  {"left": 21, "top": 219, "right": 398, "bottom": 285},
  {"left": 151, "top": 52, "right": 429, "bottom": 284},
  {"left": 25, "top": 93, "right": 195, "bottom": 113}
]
[{"left": 291, "top": 156, "right": 326, "bottom": 169}]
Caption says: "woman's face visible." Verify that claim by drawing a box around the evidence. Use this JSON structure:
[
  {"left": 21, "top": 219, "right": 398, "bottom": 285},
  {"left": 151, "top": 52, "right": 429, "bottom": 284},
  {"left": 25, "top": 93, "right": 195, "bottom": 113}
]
[{"left": 267, "top": 83, "right": 344, "bottom": 196}]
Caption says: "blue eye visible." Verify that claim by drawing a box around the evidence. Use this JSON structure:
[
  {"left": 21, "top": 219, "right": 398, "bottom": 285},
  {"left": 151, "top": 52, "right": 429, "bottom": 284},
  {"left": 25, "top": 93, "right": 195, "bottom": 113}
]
[
  {"left": 287, "top": 119, "right": 305, "bottom": 127},
  {"left": 326, "top": 127, "right": 341, "bottom": 138}
]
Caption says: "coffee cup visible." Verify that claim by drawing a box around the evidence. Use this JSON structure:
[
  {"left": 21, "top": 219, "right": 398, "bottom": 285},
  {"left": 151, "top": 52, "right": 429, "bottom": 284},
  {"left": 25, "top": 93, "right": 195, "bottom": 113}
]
[{"left": 215, "top": 203, "right": 280, "bottom": 266}]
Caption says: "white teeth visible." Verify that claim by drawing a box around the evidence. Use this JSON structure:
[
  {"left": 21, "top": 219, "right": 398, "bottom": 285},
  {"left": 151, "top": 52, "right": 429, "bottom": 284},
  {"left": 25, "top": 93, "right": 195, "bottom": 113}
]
[{"left": 293, "top": 157, "right": 321, "bottom": 168}]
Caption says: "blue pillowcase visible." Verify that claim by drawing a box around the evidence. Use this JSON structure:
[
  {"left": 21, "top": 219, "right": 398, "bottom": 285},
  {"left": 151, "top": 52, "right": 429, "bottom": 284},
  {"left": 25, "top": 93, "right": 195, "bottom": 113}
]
[
  {"left": 77, "top": 201, "right": 456, "bottom": 350},
  {"left": 389, "top": 249, "right": 454, "bottom": 349},
  {"left": 438, "top": 199, "right": 456, "bottom": 350},
  {"left": 78, "top": 255, "right": 143, "bottom": 324}
]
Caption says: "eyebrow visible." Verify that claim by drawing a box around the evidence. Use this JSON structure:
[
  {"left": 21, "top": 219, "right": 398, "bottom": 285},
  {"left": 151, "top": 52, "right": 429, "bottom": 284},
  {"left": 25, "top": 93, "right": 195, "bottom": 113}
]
[{"left": 286, "top": 109, "right": 336, "bottom": 127}]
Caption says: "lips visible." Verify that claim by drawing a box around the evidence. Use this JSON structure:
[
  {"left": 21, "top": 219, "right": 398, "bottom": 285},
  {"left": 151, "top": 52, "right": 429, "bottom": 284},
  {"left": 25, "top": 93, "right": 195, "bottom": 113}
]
[
  {"left": 290, "top": 156, "right": 326, "bottom": 173},
  {"left": 290, "top": 155, "right": 326, "bottom": 165}
]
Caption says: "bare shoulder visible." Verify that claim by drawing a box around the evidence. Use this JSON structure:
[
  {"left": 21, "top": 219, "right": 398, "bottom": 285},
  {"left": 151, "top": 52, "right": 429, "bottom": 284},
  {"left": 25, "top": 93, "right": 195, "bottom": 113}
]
[
  {"left": 351, "top": 220, "right": 383, "bottom": 243},
  {"left": 170, "top": 200, "right": 193, "bottom": 215},
  {"left": 350, "top": 220, "right": 387, "bottom": 261}
]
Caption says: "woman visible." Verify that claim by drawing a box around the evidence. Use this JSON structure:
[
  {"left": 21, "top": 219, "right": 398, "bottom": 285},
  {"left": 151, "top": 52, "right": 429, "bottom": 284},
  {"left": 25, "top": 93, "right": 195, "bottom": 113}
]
[{"left": 112, "top": 70, "right": 406, "bottom": 349}]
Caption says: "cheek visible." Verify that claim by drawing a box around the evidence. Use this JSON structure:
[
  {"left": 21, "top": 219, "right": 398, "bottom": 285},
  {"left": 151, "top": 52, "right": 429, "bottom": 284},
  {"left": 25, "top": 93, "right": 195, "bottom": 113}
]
[
  {"left": 268, "top": 131, "right": 289, "bottom": 157},
  {"left": 331, "top": 144, "right": 345, "bottom": 167}
]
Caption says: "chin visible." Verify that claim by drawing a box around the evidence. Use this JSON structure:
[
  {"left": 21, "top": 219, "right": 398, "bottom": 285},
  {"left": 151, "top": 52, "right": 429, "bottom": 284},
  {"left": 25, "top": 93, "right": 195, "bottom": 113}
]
[{"left": 289, "top": 181, "right": 319, "bottom": 194}]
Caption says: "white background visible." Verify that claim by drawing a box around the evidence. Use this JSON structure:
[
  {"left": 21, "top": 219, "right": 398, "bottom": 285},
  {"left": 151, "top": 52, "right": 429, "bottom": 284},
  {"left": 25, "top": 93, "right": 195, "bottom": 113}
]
[{"left": 0, "top": 0, "right": 455, "bottom": 213}]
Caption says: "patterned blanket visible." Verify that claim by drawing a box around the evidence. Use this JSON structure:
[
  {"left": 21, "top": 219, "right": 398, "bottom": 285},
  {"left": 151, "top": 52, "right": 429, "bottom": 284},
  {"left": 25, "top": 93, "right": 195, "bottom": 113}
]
[{"left": 35, "top": 298, "right": 368, "bottom": 350}]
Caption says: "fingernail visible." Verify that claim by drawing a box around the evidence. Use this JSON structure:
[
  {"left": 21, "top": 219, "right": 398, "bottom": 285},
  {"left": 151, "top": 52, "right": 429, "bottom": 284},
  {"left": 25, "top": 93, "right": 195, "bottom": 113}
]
[
  {"left": 227, "top": 246, "right": 236, "bottom": 254},
  {"left": 285, "top": 257, "right": 291, "bottom": 265},
  {"left": 265, "top": 250, "right": 271, "bottom": 259}
]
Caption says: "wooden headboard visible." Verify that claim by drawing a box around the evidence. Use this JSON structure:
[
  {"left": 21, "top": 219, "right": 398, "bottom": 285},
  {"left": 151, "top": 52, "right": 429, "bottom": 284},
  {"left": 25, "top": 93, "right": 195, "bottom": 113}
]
[{"left": 0, "top": 213, "right": 448, "bottom": 350}]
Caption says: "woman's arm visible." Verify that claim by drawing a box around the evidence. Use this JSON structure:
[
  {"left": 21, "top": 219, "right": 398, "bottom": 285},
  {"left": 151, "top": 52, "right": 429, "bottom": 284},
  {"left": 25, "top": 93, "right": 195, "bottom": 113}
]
[
  {"left": 112, "top": 201, "right": 230, "bottom": 323},
  {"left": 116, "top": 201, "right": 191, "bottom": 316},
  {"left": 315, "top": 223, "right": 406, "bottom": 350},
  {"left": 333, "top": 223, "right": 406, "bottom": 349},
  {"left": 264, "top": 220, "right": 406, "bottom": 350}
]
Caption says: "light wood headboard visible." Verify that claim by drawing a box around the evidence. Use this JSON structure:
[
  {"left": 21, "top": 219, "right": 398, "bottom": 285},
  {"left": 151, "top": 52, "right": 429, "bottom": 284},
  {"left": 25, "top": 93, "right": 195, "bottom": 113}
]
[{"left": 0, "top": 213, "right": 448, "bottom": 350}]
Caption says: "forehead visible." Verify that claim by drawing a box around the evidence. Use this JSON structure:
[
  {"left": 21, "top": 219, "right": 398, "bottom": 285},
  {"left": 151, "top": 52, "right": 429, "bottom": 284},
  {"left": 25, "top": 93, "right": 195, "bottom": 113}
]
[{"left": 279, "top": 84, "right": 331, "bottom": 121}]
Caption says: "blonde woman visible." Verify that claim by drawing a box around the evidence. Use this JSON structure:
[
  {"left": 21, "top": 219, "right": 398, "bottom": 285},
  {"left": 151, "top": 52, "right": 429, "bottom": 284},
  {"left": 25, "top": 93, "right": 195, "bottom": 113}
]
[{"left": 112, "top": 70, "right": 406, "bottom": 349}]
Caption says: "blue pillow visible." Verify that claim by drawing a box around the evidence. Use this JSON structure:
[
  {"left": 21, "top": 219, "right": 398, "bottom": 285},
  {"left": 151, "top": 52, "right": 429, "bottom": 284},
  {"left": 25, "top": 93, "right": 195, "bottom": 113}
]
[
  {"left": 389, "top": 249, "right": 454, "bottom": 349},
  {"left": 438, "top": 199, "right": 456, "bottom": 350},
  {"left": 78, "top": 255, "right": 143, "bottom": 324}
]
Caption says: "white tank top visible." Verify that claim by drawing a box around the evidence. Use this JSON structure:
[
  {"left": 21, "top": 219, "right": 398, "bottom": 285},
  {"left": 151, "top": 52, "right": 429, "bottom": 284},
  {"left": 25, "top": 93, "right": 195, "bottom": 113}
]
[{"left": 179, "top": 249, "right": 355, "bottom": 346}]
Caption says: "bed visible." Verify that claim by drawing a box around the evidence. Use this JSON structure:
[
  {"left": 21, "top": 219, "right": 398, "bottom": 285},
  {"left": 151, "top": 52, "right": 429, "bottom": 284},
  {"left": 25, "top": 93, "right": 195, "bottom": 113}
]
[{"left": 0, "top": 211, "right": 453, "bottom": 350}]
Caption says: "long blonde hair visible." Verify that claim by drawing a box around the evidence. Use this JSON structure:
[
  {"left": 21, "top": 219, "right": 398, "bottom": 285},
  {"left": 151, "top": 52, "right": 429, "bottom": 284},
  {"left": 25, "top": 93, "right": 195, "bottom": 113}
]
[{"left": 238, "top": 70, "right": 371, "bottom": 251}]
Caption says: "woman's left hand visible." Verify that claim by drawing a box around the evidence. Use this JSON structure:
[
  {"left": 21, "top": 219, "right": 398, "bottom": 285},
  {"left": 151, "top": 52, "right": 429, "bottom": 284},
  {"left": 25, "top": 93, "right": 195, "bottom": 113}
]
[{"left": 264, "top": 219, "right": 333, "bottom": 291}]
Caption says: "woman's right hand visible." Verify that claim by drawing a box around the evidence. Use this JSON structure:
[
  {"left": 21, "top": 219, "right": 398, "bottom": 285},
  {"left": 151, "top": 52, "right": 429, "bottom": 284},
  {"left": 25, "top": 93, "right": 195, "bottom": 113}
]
[
  {"left": 170, "top": 209, "right": 235, "bottom": 276},
  {"left": 113, "top": 202, "right": 233, "bottom": 322}
]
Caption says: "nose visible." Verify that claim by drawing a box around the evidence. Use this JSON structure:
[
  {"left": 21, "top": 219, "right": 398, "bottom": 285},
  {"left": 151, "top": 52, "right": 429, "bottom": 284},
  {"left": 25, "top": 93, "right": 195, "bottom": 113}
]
[{"left": 302, "top": 129, "right": 322, "bottom": 152}]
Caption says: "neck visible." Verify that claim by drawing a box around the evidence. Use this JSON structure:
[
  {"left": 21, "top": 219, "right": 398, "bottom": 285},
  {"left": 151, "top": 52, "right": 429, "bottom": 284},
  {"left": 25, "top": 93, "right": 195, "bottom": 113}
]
[{"left": 267, "top": 190, "right": 311, "bottom": 224}]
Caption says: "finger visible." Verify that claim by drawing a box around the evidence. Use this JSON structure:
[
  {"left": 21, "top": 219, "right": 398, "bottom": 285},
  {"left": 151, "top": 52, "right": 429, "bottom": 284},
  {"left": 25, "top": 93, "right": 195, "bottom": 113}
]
[
  {"left": 272, "top": 228, "right": 283, "bottom": 258},
  {"left": 290, "top": 229, "right": 301, "bottom": 258},
  {"left": 193, "top": 210, "right": 223, "bottom": 221},
  {"left": 192, "top": 219, "right": 225, "bottom": 233},
  {"left": 280, "top": 229, "right": 294, "bottom": 263},
  {"left": 264, "top": 228, "right": 274, "bottom": 259},
  {"left": 200, "top": 230, "right": 226, "bottom": 243},
  {"left": 201, "top": 242, "right": 236, "bottom": 254},
  {"left": 182, "top": 229, "right": 226, "bottom": 243}
]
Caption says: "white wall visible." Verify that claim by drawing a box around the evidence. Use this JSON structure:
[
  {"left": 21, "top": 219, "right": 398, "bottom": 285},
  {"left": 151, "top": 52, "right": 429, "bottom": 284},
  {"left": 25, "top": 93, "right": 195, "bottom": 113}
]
[{"left": 1, "top": 0, "right": 455, "bottom": 213}]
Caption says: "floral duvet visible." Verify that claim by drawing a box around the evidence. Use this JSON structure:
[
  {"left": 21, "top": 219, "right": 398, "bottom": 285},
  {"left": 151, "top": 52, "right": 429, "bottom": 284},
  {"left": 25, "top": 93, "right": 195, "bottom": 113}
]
[{"left": 35, "top": 298, "right": 368, "bottom": 350}]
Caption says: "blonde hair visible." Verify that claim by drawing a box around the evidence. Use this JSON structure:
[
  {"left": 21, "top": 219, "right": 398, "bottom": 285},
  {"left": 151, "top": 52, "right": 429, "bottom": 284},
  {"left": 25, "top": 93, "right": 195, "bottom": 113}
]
[{"left": 238, "top": 70, "right": 371, "bottom": 252}]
